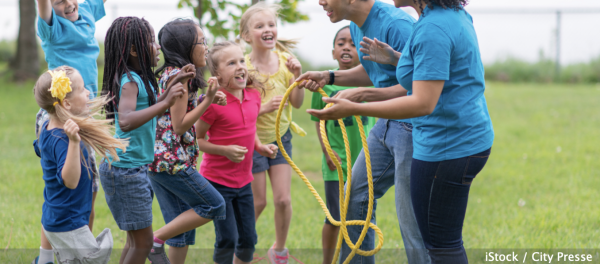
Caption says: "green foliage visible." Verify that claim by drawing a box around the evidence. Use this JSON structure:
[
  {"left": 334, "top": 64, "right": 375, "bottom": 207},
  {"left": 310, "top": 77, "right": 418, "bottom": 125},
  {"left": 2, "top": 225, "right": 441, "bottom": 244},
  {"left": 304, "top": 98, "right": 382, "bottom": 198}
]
[
  {"left": 0, "top": 40, "right": 16, "bottom": 63},
  {"left": 485, "top": 54, "right": 600, "bottom": 83},
  {"left": 176, "top": 0, "right": 308, "bottom": 41}
]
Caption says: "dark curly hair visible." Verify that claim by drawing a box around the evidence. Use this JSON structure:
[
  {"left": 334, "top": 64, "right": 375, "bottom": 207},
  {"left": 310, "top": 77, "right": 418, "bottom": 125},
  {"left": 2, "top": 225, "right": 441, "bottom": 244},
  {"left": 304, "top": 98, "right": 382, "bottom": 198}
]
[{"left": 415, "top": 0, "right": 468, "bottom": 14}]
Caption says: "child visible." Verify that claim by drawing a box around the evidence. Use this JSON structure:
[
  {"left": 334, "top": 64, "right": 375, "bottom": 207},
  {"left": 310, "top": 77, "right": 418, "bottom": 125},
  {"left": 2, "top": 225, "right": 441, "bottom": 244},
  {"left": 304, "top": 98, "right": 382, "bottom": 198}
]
[
  {"left": 99, "top": 17, "right": 185, "bottom": 264},
  {"left": 34, "top": 0, "right": 106, "bottom": 262},
  {"left": 238, "top": 3, "right": 304, "bottom": 262},
  {"left": 32, "top": 66, "right": 128, "bottom": 264},
  {"left": 146, "top": 19, "right": 228, "bottom": 264},
  {"left": 310, "top": 26, "right": 376, "bottom": 264},
  {"left": 196, "top": 41, "right": 278, "bottom": 264}
]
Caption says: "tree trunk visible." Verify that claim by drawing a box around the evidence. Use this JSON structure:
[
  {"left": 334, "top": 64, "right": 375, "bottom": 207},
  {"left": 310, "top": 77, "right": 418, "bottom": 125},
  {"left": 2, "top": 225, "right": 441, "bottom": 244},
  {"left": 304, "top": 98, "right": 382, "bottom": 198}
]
[{"left": 12, "top": 0, "right": 39, "bottom": 82}]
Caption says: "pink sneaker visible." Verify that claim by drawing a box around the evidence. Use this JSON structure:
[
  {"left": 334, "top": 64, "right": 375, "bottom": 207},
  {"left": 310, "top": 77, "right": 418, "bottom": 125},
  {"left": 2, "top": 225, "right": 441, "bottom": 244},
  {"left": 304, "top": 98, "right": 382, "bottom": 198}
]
[{"left": 267, "top": 243, "right": 289, "bottom": 264}]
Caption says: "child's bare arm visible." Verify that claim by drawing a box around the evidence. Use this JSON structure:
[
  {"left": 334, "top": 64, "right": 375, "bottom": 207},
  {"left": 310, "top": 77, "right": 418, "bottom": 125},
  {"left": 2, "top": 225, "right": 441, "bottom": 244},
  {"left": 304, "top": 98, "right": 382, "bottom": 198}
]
[
  {"left": 286, "top": 57, "right": 304, "bottom": 109},
  {"left": 254, "top": 133, "right": 278, "bottom": 159},
  {"left": 315, "top": 121, "right": 340, "bottom": 171},
  {"left": 118, "top": 81, "right": 184, "bottom": 132},
  {"left": 37, "top": 0, "right": 53, "bottom": 25},
  {"left": 62, "top": 119, "right": 82, "bottom": 189}
]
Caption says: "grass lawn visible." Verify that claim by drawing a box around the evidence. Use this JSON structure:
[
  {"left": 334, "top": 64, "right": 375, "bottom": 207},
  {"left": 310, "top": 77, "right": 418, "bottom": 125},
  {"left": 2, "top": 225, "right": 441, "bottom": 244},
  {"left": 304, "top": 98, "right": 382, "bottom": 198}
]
[{"left": 1, "top": 78, "right": 599, "bottom": 263}]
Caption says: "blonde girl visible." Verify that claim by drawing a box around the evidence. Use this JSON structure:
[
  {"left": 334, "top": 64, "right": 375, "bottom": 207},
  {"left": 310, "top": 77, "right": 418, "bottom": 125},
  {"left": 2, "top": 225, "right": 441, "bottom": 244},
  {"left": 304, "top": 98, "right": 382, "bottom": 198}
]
[
  {"left": 196, "top": 41, "right": 278, "bottom": 264},
  {"left": 238, "top": 2, "right": 304, "bottom": 263},
  {"left": 33, "top": 66, "right": 127, "bottom": 264}
]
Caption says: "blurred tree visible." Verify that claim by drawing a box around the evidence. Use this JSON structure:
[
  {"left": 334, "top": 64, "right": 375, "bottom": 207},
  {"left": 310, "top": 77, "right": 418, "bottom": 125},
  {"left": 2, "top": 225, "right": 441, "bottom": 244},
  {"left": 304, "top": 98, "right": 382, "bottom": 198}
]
[
  {"left": 12, "top": 0, "right": 39, "bottom": 81},
  {"left": 177, "top": 0, "right": 308, "bottom": 40}
]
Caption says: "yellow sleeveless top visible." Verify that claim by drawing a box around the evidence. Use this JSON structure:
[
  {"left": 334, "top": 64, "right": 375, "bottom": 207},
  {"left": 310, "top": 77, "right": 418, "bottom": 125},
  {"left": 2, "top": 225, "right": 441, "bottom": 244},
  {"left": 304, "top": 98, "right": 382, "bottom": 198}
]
[{"left": 245, "top": 50, "right": 305, "bottom": 144}]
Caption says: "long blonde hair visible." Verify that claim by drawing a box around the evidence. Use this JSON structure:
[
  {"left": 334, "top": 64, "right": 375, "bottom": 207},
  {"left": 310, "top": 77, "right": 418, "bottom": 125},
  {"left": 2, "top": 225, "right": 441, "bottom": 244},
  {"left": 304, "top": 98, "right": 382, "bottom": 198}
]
[
  {"left": 238, "top": 1, "right": 298, "bottom": 56},
  {"left": 34, "top": 66, "right": 128, "bottom": 166}
]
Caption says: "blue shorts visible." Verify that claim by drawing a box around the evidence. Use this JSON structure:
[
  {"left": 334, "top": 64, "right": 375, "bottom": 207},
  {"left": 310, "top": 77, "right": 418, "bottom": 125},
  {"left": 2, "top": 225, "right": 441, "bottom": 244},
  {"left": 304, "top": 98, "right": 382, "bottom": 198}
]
[
  {"left": 149, "top": 167, "right": 226, "bottom": 247},
  {"left": 99, "top": 162, "right": 153, "bottom": 231},
  {"left": 251, "top": 129, "right": 292, "bottom": 174}
]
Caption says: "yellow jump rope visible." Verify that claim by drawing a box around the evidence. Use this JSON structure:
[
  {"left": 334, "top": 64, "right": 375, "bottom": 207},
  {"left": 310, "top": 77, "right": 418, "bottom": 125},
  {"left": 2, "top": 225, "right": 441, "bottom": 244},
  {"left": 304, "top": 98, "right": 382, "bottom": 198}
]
[{"left": 274, "top": 82, "right": 384, "bottom": 264}]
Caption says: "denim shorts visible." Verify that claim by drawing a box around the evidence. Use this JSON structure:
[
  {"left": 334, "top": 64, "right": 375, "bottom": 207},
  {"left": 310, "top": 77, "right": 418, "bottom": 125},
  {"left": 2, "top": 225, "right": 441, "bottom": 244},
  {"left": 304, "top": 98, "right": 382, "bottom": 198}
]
[
  {"left": 99, "top": 162, "right": 153, "bottom": 231},
  {"left": 251, "top": 129, "right": 292, "bottom": 174},
  {"left": 208, "top": 181, "right": 257, "bottom": 264},
  {"left": 149, "top": 167, "right": 226, "bottom": 247},
  {"left": 36, "top": 108, "right": 100, "bottom": 192},
  {"left": 324, "top": 181, "right": 344, "bottom": 225}
]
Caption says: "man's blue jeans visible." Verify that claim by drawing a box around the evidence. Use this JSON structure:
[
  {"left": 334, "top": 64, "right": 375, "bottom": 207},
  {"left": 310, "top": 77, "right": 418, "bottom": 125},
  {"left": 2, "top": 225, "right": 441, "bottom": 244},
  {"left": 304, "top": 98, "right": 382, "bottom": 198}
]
[{"left": 340, "top": 119, "right": 430, "bottom": 264}]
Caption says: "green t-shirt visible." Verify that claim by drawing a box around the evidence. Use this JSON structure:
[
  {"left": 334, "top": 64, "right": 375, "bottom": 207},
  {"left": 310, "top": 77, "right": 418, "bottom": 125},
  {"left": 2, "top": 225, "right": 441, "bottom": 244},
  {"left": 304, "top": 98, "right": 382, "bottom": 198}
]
[{"left": 311, "top": 82, "right": 376, "bottom": 181}]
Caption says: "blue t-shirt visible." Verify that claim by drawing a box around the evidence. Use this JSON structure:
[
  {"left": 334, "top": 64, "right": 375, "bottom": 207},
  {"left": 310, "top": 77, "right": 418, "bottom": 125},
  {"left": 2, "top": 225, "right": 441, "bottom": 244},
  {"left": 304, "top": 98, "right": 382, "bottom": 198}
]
[
  {"left": 396, "top": 5, "right": 494, "bottom": 162},
  {"left": 37, "top": 0, "right": 106, "bottom": 98},
  {"left": 110, "top": 72, "right": 157, "bottom": 168},
  {"left": 34, "top": 121, "right": 92, "bottom": 232},
  {"left": 350, "top": 0, "right": 415, "bottom": 123}
]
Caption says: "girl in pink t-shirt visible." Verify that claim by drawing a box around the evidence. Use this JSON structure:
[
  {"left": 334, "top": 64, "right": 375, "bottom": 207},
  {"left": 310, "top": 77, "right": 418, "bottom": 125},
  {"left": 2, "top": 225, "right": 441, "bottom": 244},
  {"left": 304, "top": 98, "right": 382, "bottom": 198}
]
[{"left": 195, "top": 41, "right": 278, "bottom": 264}]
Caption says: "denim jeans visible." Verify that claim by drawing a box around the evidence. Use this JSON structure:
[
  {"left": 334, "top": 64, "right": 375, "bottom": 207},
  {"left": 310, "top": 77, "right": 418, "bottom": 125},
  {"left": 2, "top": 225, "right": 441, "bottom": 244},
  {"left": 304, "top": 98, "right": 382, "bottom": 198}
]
[
  {"left": 208, "top": 181, "right": 257, "bottom": 264},
  {"left": 340, "top": 119, "right": 429, "bottom": 264},
  {"left": 411, "top": 148, "right": 491, "bottom": 264},
  {"left": 148, "top": 167, "right": 226, "bottom": 247}
]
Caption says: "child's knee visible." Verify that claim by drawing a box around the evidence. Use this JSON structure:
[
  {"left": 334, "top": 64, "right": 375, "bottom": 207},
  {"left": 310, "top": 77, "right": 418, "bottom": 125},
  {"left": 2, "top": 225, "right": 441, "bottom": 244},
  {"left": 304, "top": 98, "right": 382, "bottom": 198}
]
[
  {"left": 274, "top": 196, "right": 291, "bottom": 209},
  {"left": 213, "top": 201, "right": 227, "bottom": 218},
  {"left": 254, "top": 199, "right": 267, "bottom": 211}
]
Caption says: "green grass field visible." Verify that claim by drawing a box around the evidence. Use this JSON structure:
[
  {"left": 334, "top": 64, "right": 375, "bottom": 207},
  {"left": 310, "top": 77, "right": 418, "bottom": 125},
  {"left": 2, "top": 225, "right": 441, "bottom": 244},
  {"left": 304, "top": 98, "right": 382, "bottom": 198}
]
[{"left": 1, "top": 79, "right": 599, "bottom": 263}]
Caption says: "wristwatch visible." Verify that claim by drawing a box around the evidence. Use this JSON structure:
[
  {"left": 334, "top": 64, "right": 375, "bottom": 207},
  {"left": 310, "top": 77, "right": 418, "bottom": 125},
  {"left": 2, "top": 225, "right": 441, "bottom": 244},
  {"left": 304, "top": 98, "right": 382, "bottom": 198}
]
[{"left": 328, "top": 70, "right": 335, "bottom": 85}]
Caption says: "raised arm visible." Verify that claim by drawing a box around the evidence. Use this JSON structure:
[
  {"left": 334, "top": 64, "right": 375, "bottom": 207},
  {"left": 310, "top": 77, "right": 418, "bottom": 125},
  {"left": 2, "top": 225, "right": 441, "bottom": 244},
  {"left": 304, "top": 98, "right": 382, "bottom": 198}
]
[
  {"left": 61, "top": 119, "right": 82, "bottom": 189},
  {"left": 117, "top": 81, "right": 184, "bottom": 132},
  {"left": 169, "top": 68, "right": 219, "bottom": 135},
  {"left": 37, "top": 0, "right": 53, "bottom": 25}
]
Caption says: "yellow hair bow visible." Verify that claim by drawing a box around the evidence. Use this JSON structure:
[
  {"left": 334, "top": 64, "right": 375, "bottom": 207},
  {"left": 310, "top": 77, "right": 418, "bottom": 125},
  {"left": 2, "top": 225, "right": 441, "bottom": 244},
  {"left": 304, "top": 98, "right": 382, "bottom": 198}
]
[{"left": 48, "top": 70, "right": 72, "bottom": 106}]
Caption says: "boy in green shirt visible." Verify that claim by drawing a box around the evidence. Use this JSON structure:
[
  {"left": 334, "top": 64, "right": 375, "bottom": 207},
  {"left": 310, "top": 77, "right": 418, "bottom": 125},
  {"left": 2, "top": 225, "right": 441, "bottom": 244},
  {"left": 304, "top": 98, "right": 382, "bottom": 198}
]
[{"left": 311, "top": 25, "right": 375, "bottom": 264}]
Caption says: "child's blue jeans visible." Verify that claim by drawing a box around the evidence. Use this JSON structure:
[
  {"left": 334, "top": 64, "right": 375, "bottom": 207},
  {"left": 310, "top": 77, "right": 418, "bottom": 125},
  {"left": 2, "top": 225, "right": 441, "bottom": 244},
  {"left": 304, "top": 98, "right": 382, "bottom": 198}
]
[{"left": 208, "top": 181, "right": 257, "bottom": 264}]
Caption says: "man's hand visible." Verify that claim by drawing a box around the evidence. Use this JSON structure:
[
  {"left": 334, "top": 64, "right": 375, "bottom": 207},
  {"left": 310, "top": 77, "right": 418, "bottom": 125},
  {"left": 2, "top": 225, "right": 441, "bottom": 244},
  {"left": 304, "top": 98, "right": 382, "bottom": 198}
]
[{"left": 296, "top": 71, "right": 329, "bottom": 92}]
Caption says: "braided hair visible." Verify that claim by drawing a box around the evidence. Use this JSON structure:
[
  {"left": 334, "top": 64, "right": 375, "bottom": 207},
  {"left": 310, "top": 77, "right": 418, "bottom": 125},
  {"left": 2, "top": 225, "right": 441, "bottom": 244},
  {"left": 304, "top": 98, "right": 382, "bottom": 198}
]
[
  {"left": 415, "top": 0, "right": 468, "bottom": 14},
  {"left": 101, "top": 17, "right": 159, "bottom": 121},
  {"left": 154, "top": 19, "right": 207, "bottom": 94}
]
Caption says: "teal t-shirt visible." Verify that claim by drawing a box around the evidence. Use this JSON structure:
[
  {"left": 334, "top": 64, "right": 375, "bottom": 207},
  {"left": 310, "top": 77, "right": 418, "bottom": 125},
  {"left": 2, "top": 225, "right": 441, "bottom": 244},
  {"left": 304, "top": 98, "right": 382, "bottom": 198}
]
[
  {"left": 311, "top": 82, "right": 375, "bottom": 181},
  {"left": 110, "top": 72, "right": 157, "bottom": 168},
  {"left": 396, "top": 5, "right": 494, "bottom": 161},
  {"left": 349, "top": 0, "right": 415, "bottom": 123},
  {"left": 37, "top": 0, "right": 105, "bottom": 98}
]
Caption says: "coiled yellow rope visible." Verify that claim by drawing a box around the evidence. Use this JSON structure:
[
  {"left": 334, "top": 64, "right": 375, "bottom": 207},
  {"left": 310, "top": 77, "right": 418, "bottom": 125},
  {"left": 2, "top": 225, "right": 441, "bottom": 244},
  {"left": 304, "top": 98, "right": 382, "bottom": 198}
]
[{"left": 274, "top": 82, "right": 384, "bottom": 264}]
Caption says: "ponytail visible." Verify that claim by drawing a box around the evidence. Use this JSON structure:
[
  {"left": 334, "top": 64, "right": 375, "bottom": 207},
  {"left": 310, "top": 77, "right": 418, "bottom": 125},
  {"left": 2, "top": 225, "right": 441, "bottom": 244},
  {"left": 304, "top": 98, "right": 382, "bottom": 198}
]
[{"left": 34, "top": 67, "right": 129, "bottom": 167}]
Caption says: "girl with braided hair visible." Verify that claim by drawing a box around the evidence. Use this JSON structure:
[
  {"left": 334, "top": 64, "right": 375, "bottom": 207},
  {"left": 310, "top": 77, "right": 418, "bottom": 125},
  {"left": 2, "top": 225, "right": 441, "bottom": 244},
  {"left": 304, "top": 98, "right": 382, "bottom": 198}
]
[
  {"left": 33, "top": 66, "right": 128, "bottom": 264},
  {"left": 99, "top": 16, "right": 186, "bottom": 264}
]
